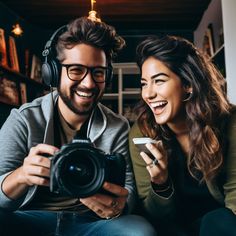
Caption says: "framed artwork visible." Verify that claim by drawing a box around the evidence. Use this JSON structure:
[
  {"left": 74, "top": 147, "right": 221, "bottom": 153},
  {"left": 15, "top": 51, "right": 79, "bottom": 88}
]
[
  {"left": 30, "top": 54, "right": 42, "bottom": 83},
  {"left": 8, "top": 36, "right": 20, "bottom": 71},
  {"left": 20, "top": 83, "right": 27, "bottom": 104},
  {"left": 0, "top": 77, "right": 19, "bottom": 106},
  {"left": 218, "top": 27, "right": 224, "bottom": 47},
  {"left": 202, "top": 23, "right": 215, "bottom": 57},
  {"left": 0, "top": 28, "right": 8, "bottom": 66}
]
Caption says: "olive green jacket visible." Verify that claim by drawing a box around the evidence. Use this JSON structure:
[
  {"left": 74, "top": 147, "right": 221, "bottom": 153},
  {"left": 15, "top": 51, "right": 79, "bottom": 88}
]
[{"left": 129, "top": 110, "right": 236, "bottom": 220}]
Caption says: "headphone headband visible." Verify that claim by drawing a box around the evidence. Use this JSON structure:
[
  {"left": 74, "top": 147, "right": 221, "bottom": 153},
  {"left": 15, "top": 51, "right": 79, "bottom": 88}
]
[
  {"left": 41, "top": 25, "right": 67, "bottom": 87},
  {"left": 42, "top": 25, "right": 67, "bottom": 57}
]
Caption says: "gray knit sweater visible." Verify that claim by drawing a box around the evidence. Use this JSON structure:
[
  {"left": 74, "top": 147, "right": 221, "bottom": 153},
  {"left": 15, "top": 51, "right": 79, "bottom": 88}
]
[{"left": 0, "top": 91, "right": 135, "bottom": 212}]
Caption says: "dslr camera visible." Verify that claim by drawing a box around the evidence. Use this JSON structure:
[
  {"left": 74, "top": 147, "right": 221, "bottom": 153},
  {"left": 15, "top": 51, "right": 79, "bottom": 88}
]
[{"left": 50, "top": 138, "right": 126, "bottom": 198}]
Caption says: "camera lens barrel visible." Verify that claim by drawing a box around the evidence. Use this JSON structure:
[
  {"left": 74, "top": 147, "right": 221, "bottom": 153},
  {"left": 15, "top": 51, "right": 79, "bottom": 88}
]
[{"left": 50, "top": 140, "right": 126, "bottom": 198}]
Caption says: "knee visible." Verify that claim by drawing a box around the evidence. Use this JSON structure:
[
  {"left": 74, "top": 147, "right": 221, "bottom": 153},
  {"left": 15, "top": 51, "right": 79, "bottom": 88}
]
[
  {"left": 200, "top": 208, "right": 236, "bottom": 236},
  {"left": 119, "top": 215, "right": 157, "bottom": 236}
]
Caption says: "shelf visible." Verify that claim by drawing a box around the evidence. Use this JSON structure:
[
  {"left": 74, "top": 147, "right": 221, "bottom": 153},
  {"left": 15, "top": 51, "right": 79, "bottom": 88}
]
[
  {"left": 122, "top": 91, "right": 141, "bottom": 99},
  {"left": 123, "top": 89, "right": 140, "bottom": 94},
  {"left": 102, "top": 62, "right": 141, "bottom": 120},
  {"left": 0, "top": 64, "right": 49, "bottom": 107},
  {"left": 103, "top": 93, "right": 119, "bottom": 100},
  {"left": 113, "top": 62, "right": 139, "bottom": 75},
  {"left": 0, "top": 65, "right": 48, "bottom": 90},
  {"left": 211, "top": 44, "right": 224, "bottom": 60}
]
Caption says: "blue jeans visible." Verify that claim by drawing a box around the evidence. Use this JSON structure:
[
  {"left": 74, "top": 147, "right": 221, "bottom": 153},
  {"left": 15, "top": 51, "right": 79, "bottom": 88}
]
[
  {"left": 0, "top": 210, "right": 156, "bottom": 236},
  {"left": 155, "top": 207, "right": 236, "bottom": 236},
  {"left": 200, "top": 208, "right": 236, "bottom": 236}
]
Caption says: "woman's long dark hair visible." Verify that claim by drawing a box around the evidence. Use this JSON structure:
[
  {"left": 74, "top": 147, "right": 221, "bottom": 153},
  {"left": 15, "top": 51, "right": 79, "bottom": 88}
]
[{"left": 136, "top": 35, "right": 231, "bottom": 182}]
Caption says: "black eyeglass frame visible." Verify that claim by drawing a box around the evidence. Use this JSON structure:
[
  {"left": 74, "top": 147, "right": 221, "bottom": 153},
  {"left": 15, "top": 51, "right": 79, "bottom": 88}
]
[{"left": 61, "top": 63, "right": 112, "bottom": 83}]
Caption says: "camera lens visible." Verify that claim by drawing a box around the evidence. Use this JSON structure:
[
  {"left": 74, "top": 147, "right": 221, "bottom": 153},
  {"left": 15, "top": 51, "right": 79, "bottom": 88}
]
[
  {"left": 56, "top": 148, "right": 106, "bottom": 197},
  {"left": 65, "top": 151, "right": 95, "bottom": 186},
  {"left": 50, "top": 140, "right": 126, "bottom": 198}
]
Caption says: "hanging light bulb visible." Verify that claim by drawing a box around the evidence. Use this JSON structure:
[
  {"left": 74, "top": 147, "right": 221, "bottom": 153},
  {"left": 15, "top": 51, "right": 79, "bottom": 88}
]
[
  {"left": 88, "top": 0, "right": 101, "bottom": 22},
  {"left": 12, "top": 23, "right": 23, "bottom": 36}
]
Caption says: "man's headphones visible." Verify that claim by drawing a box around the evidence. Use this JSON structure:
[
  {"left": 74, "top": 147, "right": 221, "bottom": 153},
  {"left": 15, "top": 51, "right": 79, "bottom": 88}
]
[
  {"left": 41, "top": 25, "right": 67, "bottom": 87},
  {"left": 41, "top": 25, "right": 113, "bottom": 87}
]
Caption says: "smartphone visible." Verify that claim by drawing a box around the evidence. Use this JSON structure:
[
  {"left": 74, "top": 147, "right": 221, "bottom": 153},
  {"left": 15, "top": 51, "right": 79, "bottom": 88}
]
[{"left": 132, "top": 137, "right": 158, "bottom": 156}]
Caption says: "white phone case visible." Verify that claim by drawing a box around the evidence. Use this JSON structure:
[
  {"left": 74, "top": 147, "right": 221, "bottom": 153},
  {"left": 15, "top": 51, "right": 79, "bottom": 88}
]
[{"left": 132, "top": 137, "right": 158, "bottom": 155}]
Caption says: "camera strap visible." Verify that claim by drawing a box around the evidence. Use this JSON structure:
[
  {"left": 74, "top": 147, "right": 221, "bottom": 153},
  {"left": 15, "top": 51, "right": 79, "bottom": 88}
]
[{"left": 53, "top": 105, "right": 64, "bottom": 148}]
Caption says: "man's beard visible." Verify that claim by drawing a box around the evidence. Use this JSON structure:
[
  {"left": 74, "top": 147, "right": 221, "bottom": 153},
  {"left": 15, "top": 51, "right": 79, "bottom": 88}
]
[{"left": 58, "top": 86, "right": 101, "bottom": 116}]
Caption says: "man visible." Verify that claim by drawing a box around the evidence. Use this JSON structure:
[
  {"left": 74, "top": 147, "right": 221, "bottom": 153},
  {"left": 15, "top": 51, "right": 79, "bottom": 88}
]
[{"left": 0, "top": 17, "right": 155, "bottom": 235}]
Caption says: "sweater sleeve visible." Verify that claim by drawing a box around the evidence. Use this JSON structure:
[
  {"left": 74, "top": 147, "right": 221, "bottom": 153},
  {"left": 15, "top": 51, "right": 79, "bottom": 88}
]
[
  {"left": 129, "top": 122, "right": 176, "bottom": 220},
  {"left": 0, "top": 109, "right": 29, "bottom": 210},
  {"left": 224, "top": 109, "right": 236, "bottom": 213}
]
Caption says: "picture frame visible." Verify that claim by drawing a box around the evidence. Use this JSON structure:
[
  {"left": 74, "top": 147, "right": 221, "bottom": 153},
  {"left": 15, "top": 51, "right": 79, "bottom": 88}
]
[
  {"left": 0, "top": 28, "right": 8, "bottom": 66},
  {"left": 20, "top": 83, "right": 27, "bottom": 104},
  {"left": 8, "top": 36, "right": 20, "bottom": 71},
  {"left": 202, "top": 23, "right": 215, "bottom": 57},
  {"left": 30, "top": 54, "right": 42, "bottom": 83},
  {"left": 218, "top": 27, "right": 224, "bottom": 48},
  {"left": 0, "top": 77, "right": 20, "bottom": 106}
]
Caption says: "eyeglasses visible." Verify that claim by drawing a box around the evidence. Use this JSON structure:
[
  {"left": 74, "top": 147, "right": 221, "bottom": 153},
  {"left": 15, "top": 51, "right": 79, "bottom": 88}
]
[{"left": 61, "top": 64, "right": 111, "bottom": 83}]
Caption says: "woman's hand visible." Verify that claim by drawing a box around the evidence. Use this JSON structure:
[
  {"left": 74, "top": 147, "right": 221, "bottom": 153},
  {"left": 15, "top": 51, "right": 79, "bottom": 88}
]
[{"left": 140, "top": 141, "right": 168, "bottom": 185}]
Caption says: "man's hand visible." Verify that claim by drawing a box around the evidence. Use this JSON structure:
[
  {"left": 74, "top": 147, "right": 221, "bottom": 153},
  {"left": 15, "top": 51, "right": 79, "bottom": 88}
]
[
  {"left": 80, "top": 182, "right": 128, "bottom": 219},
  {"left": 2, "top": 143, "right": 59, "bottom": 200},
  {"left": 18, "top": 143, "right": 59, "bottom": 187}
]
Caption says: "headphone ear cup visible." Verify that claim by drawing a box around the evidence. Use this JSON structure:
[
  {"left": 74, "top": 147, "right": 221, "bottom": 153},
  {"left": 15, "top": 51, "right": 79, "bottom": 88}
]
[
  {"left": 41, "top": 25, "right": 67, "bottom": 87},
  {"left": 42, "top": 59, "right": 61, "bottom": 87}
]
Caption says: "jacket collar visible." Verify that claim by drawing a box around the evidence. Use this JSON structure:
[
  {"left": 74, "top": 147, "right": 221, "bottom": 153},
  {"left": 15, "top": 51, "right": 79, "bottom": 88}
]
[
  {"left": 87, "top": 103, "right": 107, "bottom": 143},
  {"left": 43, "top": 91, "right": 58, "bottom": 145}
]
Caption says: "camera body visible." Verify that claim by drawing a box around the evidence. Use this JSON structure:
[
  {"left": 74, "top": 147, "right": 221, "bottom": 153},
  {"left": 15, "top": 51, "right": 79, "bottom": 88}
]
[{"left": 50, "top": 138, "right": 126, "bottom": 198}]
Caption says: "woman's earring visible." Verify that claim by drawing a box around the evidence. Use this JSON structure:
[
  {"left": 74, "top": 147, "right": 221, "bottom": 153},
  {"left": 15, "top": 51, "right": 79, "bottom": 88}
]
[{"left": 183, "top": 91, "right": 193, "bottom": 102}]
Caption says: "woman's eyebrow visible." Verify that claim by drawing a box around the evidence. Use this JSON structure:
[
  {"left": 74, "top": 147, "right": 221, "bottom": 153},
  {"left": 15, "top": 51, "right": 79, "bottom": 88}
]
[
  {"left": 151, "top": 72, "right": 169, "bottom": 79},
  {"left": 141, "top": 72, "right": 169, "bottom": 81}
]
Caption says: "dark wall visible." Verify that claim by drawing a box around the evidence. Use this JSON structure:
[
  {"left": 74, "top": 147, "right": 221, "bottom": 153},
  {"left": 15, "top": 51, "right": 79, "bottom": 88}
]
[
  {"left": 116, "top": 30, "right": 193, "bottom": 63},
  {"left": 0, "top": 1, "right": 194, "bottom": 65},
  {"left": 0, "top": 2, "right": 52, "bottom": 71}
]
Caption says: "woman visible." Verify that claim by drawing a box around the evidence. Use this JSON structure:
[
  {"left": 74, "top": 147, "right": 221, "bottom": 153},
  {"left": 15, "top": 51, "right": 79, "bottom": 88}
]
[{"left": 129, "top": 35, "right": 236, "bottom": 235}]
